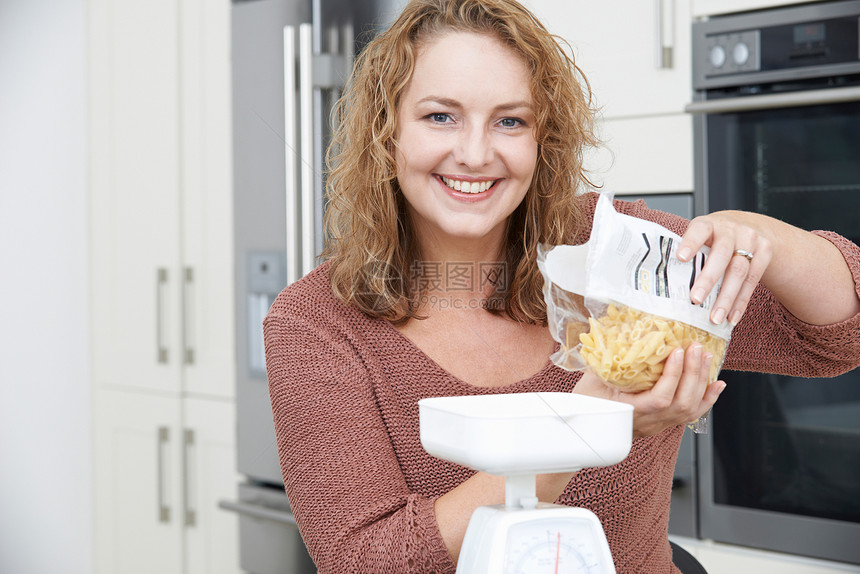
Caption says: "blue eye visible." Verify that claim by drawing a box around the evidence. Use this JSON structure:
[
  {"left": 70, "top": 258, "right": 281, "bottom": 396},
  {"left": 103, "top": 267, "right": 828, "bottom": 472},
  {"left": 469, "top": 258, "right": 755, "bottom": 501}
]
[
  {"left": 499, "top": 117, "right": 523, "bottom": 128},
  {"left": 428, "top": 113, "right": 451, "bottom": 123}
]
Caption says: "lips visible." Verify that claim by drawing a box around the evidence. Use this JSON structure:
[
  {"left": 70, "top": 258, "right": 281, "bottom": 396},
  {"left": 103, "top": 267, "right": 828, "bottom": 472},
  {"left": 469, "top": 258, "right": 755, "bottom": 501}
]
[{"left": 439, "top": 175, "right": 498, "bottom": 194}]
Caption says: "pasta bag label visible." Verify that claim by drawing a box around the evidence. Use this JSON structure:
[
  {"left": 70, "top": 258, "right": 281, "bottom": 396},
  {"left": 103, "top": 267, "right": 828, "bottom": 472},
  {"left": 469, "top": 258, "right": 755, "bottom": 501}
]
[
  {"left": 538, "top": 194, "right": 733, "bottom": 394},
  {"left": 546, "top": 194, "right": 731, "bottom": 339}
]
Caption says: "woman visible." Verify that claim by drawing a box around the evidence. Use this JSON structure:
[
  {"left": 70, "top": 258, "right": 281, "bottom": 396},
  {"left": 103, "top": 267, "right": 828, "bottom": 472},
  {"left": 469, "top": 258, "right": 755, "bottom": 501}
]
[{"left": 263, "top": 0, "right": 860, "bottom": 572}]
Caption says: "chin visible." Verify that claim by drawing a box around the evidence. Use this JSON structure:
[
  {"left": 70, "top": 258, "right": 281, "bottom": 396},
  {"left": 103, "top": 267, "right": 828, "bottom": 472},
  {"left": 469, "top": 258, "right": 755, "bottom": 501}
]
[{"left": 441, "top": 222, "right": 504, "bottom": 243}]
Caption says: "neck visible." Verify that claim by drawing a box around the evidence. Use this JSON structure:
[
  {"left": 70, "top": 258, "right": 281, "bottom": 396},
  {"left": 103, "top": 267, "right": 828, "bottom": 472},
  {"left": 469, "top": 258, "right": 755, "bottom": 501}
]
[
  {"left": 413, "top": 218, "right": 507, "bottom": 264},
  {"left": 410, "top": 234, "right": 508, "bottom": 306},
  {"left": 403, "top": 207, "right": 515, "bottom": 308}
]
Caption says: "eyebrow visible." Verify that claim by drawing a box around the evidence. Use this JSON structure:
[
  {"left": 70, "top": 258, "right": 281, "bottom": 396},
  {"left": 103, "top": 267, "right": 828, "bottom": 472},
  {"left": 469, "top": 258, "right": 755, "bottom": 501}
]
[{"left": 415, "top": 96, "right": 532, "bottom": 113}]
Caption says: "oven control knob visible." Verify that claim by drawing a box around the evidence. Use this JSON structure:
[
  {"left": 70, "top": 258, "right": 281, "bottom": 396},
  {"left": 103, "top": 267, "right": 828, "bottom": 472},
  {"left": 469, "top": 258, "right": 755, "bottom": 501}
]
[
  {"left": 732, "top": 42, "right": 750, "bottom": 66},
  {"left": 709, "top": 44, "right": 727, "bottom": 68}
]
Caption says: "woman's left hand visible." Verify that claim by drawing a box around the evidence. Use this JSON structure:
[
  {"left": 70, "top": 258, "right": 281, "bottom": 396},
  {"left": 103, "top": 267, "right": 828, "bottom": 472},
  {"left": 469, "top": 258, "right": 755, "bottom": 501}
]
[
  {"left": 676, "top": 211, "right": 773, "bottom": 326},
  {"left": 573, "top": 344, "right": 725, "bottom": 439}
]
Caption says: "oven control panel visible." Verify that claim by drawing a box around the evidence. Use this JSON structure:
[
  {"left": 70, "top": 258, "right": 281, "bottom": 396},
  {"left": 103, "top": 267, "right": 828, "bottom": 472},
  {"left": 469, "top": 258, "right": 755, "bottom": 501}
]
[
  {"left": 704, "top": 30, "right": 761, "bottom": 76},
  {"left": 692, "top": 0, "right": 860, "bottom": 90}
]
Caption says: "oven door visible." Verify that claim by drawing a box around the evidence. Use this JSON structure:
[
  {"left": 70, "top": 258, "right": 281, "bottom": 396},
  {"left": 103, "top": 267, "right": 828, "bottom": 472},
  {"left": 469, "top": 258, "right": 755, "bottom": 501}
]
[
  {"left": 691, "top": 88, "right": 860, "bottom": 564},
  {"left": 698, "top": 88, "right": 860, "bottom": 241}
]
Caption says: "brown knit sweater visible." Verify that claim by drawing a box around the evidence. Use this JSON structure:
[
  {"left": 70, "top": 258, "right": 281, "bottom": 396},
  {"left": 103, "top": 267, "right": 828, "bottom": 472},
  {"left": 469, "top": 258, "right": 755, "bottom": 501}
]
[{"left": 264, "top": 196, "right": 860, "bottom": 574}]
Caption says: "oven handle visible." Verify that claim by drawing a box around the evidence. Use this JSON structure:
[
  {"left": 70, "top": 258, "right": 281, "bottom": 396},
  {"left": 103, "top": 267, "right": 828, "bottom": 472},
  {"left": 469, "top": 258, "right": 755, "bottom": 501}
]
[
  {"left": 218, "top": 499, "right": 299, "bottom": 527},
  {"left": 685, "top": 85, "right": 860, "bottom": 114}
]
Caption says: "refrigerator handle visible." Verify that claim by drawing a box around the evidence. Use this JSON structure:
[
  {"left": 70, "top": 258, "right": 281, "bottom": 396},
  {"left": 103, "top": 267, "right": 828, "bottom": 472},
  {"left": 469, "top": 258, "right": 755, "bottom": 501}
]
[
  {"left": 299, "top": 23, "right": 315, "bottom": 279},
  {"left": 284, "top": 25, "right": 300, "bottom": 285}
]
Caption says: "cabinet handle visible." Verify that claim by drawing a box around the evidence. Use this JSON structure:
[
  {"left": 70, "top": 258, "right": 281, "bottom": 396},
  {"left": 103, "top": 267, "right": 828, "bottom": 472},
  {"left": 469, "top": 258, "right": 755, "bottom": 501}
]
[
  {"left": 183, "top": 429, "right": 196, "bottom": 527},
  {"left": 284, "top": 25, "right": 300, "bottom": 286},
  {"left": 655, "top": 0, "right": 674, "bottom": 69},
  {"left": 157, "top": 426, "right": 171, "bottom": 523},
  {"left": 183, "top": 267, "right": 195, "bottom": 364},
  {"left": 156, "top": 268, "right": 169, "bottom": 363}
]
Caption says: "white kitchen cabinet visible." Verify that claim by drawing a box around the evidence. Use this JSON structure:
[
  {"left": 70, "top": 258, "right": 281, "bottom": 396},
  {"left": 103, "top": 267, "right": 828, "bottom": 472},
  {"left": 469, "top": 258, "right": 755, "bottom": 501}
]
[
  {"left": 89, "top": 0, "right": 234, "bottom": 399},
  {"left": 89, "top": 0, "right": 239, "bottom": 572},
  {"left": 94, "top": 390, "right": 241, "bottom": 574},
  {"left": 178, "top": 0, "right": 236, "bottom": 398},
  {"left": 88, "top": 0, "right": 183, "bottom": 394},
  {"left": 93, "top": 390, "right": 184, "bottom": 574},
  {"left": 525, "top": 0, "right": 695, "bottom": 196},
  {"left": 183, "top": 398, "right": 242, "bottom": 574},
  {"left": 586, "top": 115, "right": 694, "bottom": 194},
  {"left": 527, "top": 0, "right": 692, "bottom": 119}
]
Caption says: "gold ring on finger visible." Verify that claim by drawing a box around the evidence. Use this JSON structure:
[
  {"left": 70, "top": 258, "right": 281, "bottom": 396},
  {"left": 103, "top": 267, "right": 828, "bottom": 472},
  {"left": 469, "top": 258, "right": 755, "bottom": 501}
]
[{"left": 734, "top": 249, "right": 754, "bottom": 262}]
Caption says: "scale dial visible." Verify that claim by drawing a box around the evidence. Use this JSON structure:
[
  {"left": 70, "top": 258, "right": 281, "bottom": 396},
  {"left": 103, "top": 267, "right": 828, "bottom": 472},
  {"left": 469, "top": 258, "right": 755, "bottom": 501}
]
[
  {"left": 455, "top": 505, "right": 615, "bottom": 574},
  {"left": 504, "top": 517, "right": 608, "bottom": 573}
]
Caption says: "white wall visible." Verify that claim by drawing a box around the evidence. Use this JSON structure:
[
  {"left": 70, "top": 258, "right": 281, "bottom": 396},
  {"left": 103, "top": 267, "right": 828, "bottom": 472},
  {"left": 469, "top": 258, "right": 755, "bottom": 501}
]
[{"left": 0, "top": 0, "right": 92, "bottom": 573}]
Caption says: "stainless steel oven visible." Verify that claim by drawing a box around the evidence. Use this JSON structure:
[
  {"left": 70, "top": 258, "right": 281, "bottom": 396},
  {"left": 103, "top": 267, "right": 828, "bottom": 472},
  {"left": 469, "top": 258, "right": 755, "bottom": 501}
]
[{"left": 686, "top": 0, "right": 860, "bottom": 565}]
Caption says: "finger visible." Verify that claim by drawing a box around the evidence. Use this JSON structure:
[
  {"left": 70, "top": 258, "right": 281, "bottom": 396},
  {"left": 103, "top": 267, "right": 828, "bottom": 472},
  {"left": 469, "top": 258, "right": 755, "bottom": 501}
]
[
  {"left": 707, "top": 222, "right": 758, "bottom": 320},
  {"left": 672, "top": 344, "right": 707, "bottom": 415},
  {"left": 708, "top": 254, "right": 751, "bottom": 324},
  {"left": 644, "top": 347, "right": 686, "bottom": 411},
  {"left": 676, "top": 217, "right": 713, "bottom": 262},
  {"left": 690, "top": 233, "right": 737, "bottom": 305},
  {"left": 627, "top": 346, "right": 709, "bottom": 437},
  {"left": 694, "top": 223, "right": 759, "bottom": 316},
  {"left": 727, "top": 242, "right": 772, "bottom": 326},
  {"left": 695, "top": 379, "right": 726, "bottom": 421}
]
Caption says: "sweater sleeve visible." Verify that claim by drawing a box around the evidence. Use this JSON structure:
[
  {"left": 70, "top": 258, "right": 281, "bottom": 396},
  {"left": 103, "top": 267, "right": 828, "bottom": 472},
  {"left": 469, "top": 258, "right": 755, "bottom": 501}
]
[
  {"left": 613, "top": 196, "right": 860, "bottom": 376},
  {"left": 264, "top": 312, "right": 456, "bottom": 574},
  {"left": 723, "top": 229, "right": 860, "bottom": 376}
]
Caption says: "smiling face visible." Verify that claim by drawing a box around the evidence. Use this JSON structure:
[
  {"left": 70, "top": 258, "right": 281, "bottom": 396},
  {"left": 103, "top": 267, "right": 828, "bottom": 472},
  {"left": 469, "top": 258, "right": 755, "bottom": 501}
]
[{"left": 394, "top": 31, "right": 538, "bottom": 257}]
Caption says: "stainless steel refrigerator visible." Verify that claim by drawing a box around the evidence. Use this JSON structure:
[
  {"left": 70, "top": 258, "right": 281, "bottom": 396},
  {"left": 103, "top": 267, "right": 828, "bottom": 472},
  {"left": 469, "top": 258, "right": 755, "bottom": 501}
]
[{"left": 220, "top": 1, "right": 406, "bottom": 572}]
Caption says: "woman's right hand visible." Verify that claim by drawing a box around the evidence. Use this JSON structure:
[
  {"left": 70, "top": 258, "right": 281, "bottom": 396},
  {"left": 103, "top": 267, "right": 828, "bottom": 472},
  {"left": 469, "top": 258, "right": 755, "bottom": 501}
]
[{"left": 572, "top": 344, "right": 726, "bottom": 438}]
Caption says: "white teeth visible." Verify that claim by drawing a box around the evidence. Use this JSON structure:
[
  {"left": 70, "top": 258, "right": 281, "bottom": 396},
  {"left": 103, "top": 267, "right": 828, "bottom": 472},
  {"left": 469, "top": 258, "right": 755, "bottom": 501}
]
[{"left": 441, "top": 176, "right": 495, "bottom": 194}]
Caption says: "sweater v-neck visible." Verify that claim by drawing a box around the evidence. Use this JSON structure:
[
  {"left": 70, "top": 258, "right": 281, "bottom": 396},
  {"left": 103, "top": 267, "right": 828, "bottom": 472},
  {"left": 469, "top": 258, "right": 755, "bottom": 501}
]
[{"left": 378, "top": 317, "right": 561, "bottom": 392}]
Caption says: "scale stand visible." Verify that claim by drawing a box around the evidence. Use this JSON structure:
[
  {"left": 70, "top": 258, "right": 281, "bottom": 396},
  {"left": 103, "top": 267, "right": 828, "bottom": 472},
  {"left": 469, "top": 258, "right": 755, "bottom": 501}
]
[{"left": 419, "top": 392, "right": 633, "bottom": 574}]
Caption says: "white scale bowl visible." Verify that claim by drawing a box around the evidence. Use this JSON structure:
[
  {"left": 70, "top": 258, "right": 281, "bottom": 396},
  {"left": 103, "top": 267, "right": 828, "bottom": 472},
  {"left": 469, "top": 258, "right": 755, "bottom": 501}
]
[{"left": 419, "top": 392, "right": 633, "bottom": 475}]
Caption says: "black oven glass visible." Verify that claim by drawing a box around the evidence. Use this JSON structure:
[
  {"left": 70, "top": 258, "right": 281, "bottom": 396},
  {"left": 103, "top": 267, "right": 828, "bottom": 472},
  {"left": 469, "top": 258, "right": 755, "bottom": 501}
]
[
  {"left": 707, "top": 100, "right": 860, "bottom": 245},
  {"left": 712, "top": 373, "right": 860, "bottom": 522},
  {"left": 705, "top": 99, "right": 860, "bottom": 524}
]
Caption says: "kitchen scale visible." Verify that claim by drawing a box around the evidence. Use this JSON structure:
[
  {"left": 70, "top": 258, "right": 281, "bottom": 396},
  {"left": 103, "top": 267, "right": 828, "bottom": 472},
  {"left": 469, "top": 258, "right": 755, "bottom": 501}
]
[{"left": 419, "top": 392, "right": 633, "bottom": 574}]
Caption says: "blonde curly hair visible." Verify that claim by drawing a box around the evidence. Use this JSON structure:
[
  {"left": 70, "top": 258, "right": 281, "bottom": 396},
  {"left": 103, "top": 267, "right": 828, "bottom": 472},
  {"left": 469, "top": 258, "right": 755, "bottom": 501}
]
[{"left": 323, "top": 0, "right": 599, "bottom": 324}]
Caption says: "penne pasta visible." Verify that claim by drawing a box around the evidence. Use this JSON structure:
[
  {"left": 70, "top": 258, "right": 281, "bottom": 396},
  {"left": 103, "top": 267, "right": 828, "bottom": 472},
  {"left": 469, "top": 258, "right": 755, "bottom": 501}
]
[{"left": 571, "top": 302, "right": 729, "bottom": 392}]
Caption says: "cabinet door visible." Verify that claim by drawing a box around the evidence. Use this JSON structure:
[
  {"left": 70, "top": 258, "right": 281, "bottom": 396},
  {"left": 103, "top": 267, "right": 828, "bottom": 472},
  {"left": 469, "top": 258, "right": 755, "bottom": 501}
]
[
  {"left": 89, "top": 0, "right": 183, "bottom": 393},
  {"left": 183, "top": 398, "right": 242, "bottom": 574},
  {"left": 527, "top": 0, "right": 692, "bottom": 118},
  {"left": 93, "top": 389, "right": 184, "bottom": 574},
  {"left": 585, "top": 114, "right": 694, "bottom": 194},
  {"left": 179, "top": 0, "right": 236, "bottom": 399}
]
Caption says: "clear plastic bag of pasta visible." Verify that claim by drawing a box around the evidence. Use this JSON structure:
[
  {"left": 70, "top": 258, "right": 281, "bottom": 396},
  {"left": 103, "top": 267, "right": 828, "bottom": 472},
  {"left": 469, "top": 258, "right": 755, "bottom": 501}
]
[{"left": 537, "top": 193, "right": 734, "bottom": 433}]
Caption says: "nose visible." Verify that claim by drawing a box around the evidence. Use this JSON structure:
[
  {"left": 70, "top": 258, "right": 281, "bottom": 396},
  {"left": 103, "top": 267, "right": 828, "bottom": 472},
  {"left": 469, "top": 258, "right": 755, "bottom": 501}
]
[{"left": 453, "top": 124, "right": 493, "bottom": 168}]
